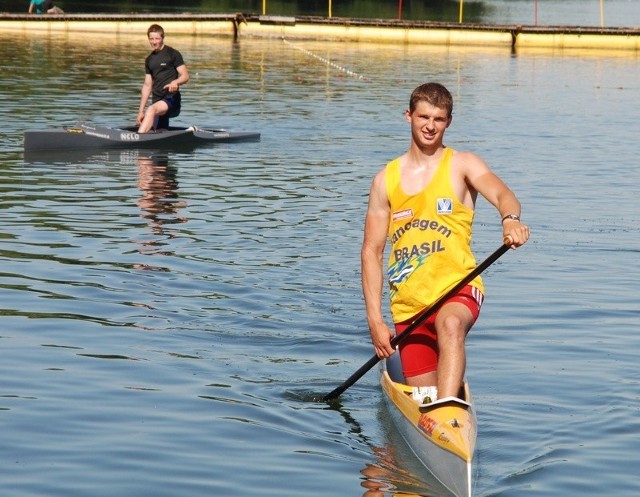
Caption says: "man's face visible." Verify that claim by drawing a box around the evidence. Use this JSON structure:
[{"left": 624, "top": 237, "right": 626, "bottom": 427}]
[
  {"left": 148, "top": 32, "right": 164, "bottom": 51},
  {"left": 406, "top": 101, "right": 451, "bottom": 147}
]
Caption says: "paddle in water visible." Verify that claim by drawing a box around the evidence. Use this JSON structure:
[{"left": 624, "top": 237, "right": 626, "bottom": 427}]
[{"left": 323, "top": 239, "right": 513, "bottom": 402}]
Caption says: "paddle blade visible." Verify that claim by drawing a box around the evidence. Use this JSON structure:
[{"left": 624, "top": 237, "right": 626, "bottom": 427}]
[{"left": 323, "top": 355, "right": 380, "bottom": 402}]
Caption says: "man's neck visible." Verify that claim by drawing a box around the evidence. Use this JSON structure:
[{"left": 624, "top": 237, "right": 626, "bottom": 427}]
[{"left": 408, "top": 143, "right": 445, "bottom": 167}]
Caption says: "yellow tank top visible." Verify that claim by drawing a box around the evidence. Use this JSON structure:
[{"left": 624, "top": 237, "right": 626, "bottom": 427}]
[{"left": 385, "top": 147, "right": 484, "bottom": 323}]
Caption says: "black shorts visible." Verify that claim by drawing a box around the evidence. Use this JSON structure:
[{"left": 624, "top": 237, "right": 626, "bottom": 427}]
[
  {"left": 163, "top": 92, "right": 182, "bottom": 118},
  {"left": 156, "top": 92, "right": 181, "bottom": 129}
]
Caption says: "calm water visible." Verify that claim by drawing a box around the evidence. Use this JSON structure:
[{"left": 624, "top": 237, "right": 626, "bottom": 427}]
[
  {"left": 3, "top": 0, "right": 640, "bottom": 27},
  {"left": 1, "top": 28, "right": 639, "bottom": 497}
]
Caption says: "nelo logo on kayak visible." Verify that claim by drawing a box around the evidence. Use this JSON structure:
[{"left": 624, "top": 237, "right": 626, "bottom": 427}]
[{"left": 120, "top": 132, "right": 140, "bottom": 141}]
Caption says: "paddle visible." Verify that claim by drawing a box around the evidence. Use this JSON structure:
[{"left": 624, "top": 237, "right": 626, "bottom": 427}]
[{"left": 323, "top": 238, "right": 513, "bottom": 402}]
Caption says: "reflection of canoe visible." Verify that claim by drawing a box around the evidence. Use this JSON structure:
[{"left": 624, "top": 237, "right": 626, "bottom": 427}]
[
  {"left": 381, "top": 353, "right": 476, "bottom": 497},
  {"left": 23, "top": 123, "right": 260, "bottom": 153},
  {"left": 24, "top": 147, "right": 174, "bottom": 165}
]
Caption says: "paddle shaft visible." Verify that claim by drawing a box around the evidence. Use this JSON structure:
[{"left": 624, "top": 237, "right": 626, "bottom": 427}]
[{"left": 323, "top": 242, "right": 512, "bottom": 402}]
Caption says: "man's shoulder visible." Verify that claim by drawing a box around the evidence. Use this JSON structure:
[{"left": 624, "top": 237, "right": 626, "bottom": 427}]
[
  {"left": 376, "top": 156, "right": 403, "bottom": 189},
  {"left": 450, "top": 149, "right": 488, "bottom": 171},
  {"left": 449, "top": 148, "right": 475, "bottom": 159},
  {"left": 164, "top": 45, "right": 183, "bottom": 56},
  {"left": 164, "top": 45, "right": 185, "bottom": 64},
  {"left": 384, "top": 155, "right": 403, "bottom": 170}
]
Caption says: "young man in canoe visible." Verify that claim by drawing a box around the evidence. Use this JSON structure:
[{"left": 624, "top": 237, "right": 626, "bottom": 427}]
[
  {"left": 362, "top": 82, "right": 530, "bottom": 402},
  {"left": 137, "top": 24, "right": 190, "bottom": 133}
]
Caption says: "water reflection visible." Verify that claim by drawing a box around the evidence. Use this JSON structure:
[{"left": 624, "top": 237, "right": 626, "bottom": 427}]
[
  {"left": 358, "top": 402, "right": 457, "bottom": 497},
  {"left": 361, "top": 449, "right": 430, "bottom": 496},
  {"left": 135, "top": 153, "right": 187, "bottom": 255},
  {"left": 328, "top": 396, "right": 449, "bottom": 497},
  {"left": 361, "top": 449, "right": 452, "bottom": 497}
]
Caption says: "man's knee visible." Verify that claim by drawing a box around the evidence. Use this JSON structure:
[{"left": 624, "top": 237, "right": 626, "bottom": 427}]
[
  {"left": 436, "top": 313, "right": 471, "bottom": 347},
  {"left": 148, "top": 101, "right": 168, "bottom": 118}
]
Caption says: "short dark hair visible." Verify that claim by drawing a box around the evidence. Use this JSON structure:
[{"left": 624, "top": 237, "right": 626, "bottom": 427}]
[
  {"left": 409, "top": 83, "right": 453, "bottom": 117},
  {"left": 147, "top": 24, "right": 165, "bottom": 38}
]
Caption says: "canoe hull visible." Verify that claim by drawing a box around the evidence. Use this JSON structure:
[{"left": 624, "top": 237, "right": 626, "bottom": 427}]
[
  {"left": 23, "top": 123, "right": 260, "bottom": 153},
  {"left": 381, "top": 353, "right": 476, "bottom": 497}
]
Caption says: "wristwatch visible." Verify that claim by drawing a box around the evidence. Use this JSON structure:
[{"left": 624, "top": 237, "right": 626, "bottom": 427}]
[{"left": 501, "top": 214, "right": 521, "bottom": 223}]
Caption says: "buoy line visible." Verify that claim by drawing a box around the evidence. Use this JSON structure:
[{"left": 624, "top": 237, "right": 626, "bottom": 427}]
[{"left": 282, "top": 38, "right": 368, "bottom": 80}]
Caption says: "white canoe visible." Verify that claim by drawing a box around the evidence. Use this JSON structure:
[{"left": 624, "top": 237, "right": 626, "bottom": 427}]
[{"left": 380, "top": 352, "right": 477, "bottom": 497}]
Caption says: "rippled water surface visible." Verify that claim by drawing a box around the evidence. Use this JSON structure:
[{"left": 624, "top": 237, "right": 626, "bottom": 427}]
[{"left": 1, "top": 30, "right": 639, "bottom": 497}]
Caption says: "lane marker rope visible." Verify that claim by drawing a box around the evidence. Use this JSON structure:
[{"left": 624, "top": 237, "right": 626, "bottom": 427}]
[{"left": 282, "top": 38, "right": 368, "bottom": 80}]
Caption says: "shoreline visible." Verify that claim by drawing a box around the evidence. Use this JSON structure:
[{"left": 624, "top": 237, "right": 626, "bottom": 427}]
[{"left": 1, "top": 13, "right": 639, "bottom": 50}]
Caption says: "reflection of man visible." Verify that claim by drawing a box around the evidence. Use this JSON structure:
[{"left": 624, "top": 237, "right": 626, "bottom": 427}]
[
  {"left": 136, "top": 155, "right": 187, "bottom": 239},
  {"left": 360, "top": 447, "right": 427, "bottom": 497},
  {"left": 360, "top": 458, "right": 390, "bottom": 497}
]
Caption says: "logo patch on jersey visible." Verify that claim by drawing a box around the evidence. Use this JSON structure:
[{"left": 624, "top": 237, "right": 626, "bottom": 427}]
[
  {"left": 437, "top": 198, "right": 453, "bottom": 215},
  {"left": 392, "top": 208, "right": 413, "bottom": 221}
]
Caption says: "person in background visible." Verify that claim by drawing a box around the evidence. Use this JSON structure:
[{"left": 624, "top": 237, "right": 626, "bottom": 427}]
[
  {"left": 28, "top": 0, "right": 63, "bottom": 14},
  {"left": 361, "top": 82, "right": 530, "bottom": 403},
  {"left": 137, "top": 24, "right": 189, "bottom": 133}
]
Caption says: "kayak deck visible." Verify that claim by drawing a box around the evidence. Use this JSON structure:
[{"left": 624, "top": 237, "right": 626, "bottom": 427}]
[
  {"left": 23, "top": 122, "right": 260, "bottom": 153},
  {"left": 381, "top": 353, "right": 476, "bottom": 497}
]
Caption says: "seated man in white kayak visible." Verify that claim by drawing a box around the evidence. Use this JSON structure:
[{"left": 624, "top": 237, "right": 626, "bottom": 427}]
[
  {"left": 361, "top": 82, "right": 530, "bottom": 403},
  {"left": 137, "top": 24, "right": 190, "bottom": 133}
]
